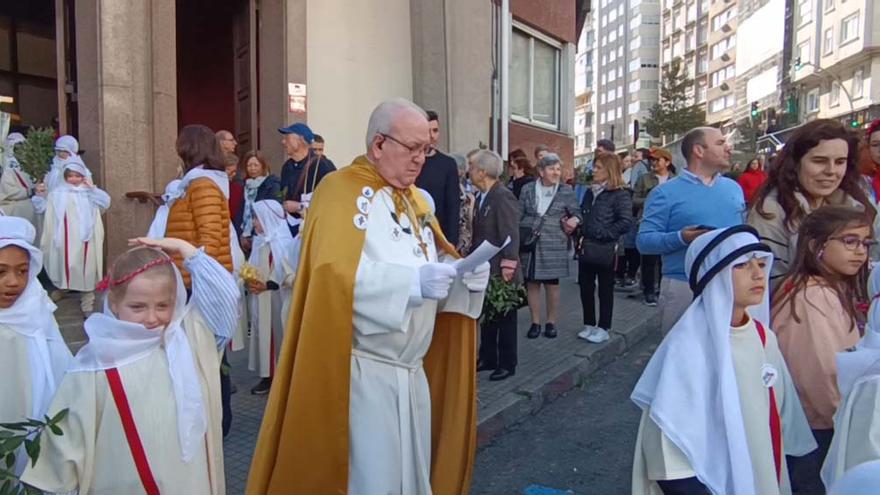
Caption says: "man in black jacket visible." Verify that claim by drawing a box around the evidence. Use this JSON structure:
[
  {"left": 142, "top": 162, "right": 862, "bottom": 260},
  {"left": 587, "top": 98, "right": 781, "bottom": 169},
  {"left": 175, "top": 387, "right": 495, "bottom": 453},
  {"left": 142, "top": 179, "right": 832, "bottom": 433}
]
[
  {"left": 415, "top": 111, "right": 461, "bottom": 246},
  {"left": 278, "top": 123, "right": 335, "bottom": 236}
]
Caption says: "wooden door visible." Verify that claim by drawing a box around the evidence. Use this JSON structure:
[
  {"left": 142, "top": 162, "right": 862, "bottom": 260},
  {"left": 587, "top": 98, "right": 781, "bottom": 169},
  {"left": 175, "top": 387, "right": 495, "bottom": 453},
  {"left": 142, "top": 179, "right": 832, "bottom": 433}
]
[{"left": 232, "top": 0, "right": 257, "bottom": 153}]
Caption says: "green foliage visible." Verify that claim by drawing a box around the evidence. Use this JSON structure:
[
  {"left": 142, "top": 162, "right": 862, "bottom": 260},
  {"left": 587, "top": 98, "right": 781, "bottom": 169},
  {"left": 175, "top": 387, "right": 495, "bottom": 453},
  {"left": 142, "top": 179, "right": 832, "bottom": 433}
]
[
  {"left": 481, "top": 275, "right": 526, "bottom": 323},
  {"left": 13, "top": 128, "right": 55, "bottom": 182},
  {"left": 643, "top": 59, "right": 706, "bottom": 142},
  {"left": 0, "top": 409, "right": 69, "bottom": 495},
  {"left": 734, "top": 117, "right": 761, "bottom": 155}
]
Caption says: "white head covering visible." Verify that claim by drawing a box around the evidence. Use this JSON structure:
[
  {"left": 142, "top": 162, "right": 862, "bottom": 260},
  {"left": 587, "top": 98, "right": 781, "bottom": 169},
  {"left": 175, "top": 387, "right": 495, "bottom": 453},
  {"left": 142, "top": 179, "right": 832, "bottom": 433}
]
[
  {"left": 0, "top": 217, "right": 72, "bottom": 419},
  {"left": 53, "top": 135, "right": 79, "bottom": 156},
  {"left": 631, "top": 226, "right": 781, "bottom": 495},
  {"left": 50, "top": 156, "right": 98, "bottom": 248},
  {"left": 835, "top": 264, "right": 880, "bottom": 398},
  {"left": 3, "top": 132, "right": 25, "bottom": 170},
  {"left": 70, "top": 252, "right": 206, "bottom": 462},
  {"left": 146, "top": 179, "right": 183, "bottom": 238},
  {"left": 828, "top": 460, "right": 880, "bottom": 495},
  {"left": 249, "top": 200, "right": 299, "bottom": 281}
]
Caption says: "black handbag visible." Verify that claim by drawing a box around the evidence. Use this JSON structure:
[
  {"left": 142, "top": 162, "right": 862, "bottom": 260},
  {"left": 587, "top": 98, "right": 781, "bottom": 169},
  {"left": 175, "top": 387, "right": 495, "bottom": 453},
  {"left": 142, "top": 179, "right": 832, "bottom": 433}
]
[{"left": 577, "top": 237, "right": 618, "bottom": 268}]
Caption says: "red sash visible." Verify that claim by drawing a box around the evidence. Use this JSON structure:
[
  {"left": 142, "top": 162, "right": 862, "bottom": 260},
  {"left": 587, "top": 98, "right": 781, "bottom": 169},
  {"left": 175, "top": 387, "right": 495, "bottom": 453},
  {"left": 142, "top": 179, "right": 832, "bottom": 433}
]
[
  {"left": 754, "top": 320, "right": 783, "bottom": 483},
  {"left": 105, "top": 368, "right": 161, "bottom": 495}
]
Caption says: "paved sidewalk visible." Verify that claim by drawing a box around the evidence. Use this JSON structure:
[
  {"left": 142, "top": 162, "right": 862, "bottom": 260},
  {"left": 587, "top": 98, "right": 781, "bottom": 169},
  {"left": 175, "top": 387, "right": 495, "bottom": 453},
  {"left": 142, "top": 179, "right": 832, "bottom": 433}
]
[{"left": 56, "top": 274, "right": 660, "bottom": 494}]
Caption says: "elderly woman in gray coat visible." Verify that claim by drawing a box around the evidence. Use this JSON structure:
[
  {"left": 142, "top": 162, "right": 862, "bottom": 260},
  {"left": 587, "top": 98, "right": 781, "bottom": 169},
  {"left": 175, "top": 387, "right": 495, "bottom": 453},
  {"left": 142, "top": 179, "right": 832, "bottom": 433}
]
[{"left": 519, "top": 153, "right": 581, "bottom": 339}]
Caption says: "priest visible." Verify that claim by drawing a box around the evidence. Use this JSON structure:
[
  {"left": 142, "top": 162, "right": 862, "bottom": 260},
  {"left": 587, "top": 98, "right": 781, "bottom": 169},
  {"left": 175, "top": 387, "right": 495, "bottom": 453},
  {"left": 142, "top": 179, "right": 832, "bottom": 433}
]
[{"left": 246, "top": 98, "right": 489, "bottom": 495}]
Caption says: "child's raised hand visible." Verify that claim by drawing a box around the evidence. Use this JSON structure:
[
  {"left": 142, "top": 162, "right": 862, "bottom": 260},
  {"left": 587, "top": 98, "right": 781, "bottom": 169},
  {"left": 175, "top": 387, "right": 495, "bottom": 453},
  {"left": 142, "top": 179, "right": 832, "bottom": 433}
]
[{"left": 128, "top": 237, "right": 197, "bottom": 259}]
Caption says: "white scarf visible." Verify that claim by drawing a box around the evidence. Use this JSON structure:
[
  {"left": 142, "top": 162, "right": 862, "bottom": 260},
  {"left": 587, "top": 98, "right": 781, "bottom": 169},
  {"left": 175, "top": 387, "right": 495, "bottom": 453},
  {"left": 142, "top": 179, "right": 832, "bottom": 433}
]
[
  {"left": 590, "top": 181, "right": 607, "bottom": 205},
  {"left": 0, "top": 217, "right": 72, "bottom": 419},
  {"left": 3, "top": 132, "right": 25, "bottom": 171},
  {"left": 836, "top": 264, "right": 880, "bottom": 399},
  {"left": 535, "top": 180, "right": 559, "bottom": 216},
  {"left": 242, "top": 176, "right": 268, "bottom": 236},
  {"left": 146, "top": 179, "right": 182, "bottom": 239},
  {"left": 248, "top": 200, "right": 299, "bottom": 282},
  {"left": 171, "top": 166, "right": 244, "bottom": 269},
  {"left": 69, "top": 260, "right": 207, "bottom": 462},
  {"left": 50, "top": 158, "right": 98, "bottom": 249},
  {"left": 631, "top": 226, "right": 813, "bottom": 495}
]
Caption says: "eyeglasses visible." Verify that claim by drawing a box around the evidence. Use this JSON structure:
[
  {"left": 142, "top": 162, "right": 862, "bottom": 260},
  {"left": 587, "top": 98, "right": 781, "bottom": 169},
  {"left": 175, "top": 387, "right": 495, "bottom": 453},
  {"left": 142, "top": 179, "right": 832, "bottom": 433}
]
[
  {"left": 829, "top": 235, "right": 878, "bottom": 251},
  {"left": 380, "top": 133, "right": 434, "bottom": 157}
]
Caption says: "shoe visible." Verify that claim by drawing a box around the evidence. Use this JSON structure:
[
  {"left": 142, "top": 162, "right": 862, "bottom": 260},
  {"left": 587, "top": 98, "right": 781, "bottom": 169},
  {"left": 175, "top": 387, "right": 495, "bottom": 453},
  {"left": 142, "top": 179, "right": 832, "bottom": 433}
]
[
  {"left": 644, "top": 294, "right": 658, "bottom": 307},
  {"left": 49, "top": 290, "right": 65, "bottom": 303},
  {"left": 577, "top": 325, "right": 598, "bottom": 341},
  {"left": 586, "top": 327, "right": 610, "bottom": 344},
  {"left": 624, "top": 278, "right": 639, "bottom": 289},
  {"left": 250, "top": 378, "right": 272, "bottom": 395},
  {"left": 477, "top": 361, "right": 496, "bottom": 372},
  {"left": 489, "top": 368, "right": 516, "bottom": 381},
  {"left": 527, "top": 324, "right": 542, "bottom": 339},
  {"left": 544, "top": 323, "right": 557, "bottom": 338}
]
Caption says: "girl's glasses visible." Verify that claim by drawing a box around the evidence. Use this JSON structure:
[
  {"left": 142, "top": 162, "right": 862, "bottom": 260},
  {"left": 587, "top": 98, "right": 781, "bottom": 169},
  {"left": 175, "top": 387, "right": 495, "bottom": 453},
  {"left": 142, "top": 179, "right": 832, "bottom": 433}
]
[{"left": 829, "top": 236, "right": 878, "bottom": 251}]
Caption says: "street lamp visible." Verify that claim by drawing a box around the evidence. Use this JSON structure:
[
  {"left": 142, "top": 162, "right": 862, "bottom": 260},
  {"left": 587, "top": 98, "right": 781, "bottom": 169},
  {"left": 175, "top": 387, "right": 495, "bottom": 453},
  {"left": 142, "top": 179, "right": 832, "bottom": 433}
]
[{"left": 792, "top": 57, "right": 857, "bottom": 126}]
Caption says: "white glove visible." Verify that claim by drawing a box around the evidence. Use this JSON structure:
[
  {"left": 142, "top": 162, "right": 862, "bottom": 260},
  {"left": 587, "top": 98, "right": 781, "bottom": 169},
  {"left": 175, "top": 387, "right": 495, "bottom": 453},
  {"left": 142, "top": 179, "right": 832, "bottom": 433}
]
[
  {"left": 462, "top": 261, "right": 491, "bottom": 292},
  {"left": 418, "top": 262, "right": 457, "bottom": 300}
]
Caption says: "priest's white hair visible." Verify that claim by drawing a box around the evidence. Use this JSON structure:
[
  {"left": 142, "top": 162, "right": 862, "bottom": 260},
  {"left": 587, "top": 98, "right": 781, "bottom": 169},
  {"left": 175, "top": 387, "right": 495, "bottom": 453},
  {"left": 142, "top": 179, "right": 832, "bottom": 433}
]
[{"left": 364, "top": 97, "right": 427, "bottom": 150}]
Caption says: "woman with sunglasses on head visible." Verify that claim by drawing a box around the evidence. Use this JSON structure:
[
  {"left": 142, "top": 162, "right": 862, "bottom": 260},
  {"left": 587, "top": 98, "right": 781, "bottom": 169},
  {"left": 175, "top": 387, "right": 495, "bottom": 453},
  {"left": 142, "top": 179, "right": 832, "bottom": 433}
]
[
  {"left": 749, "top": 119, "right": 874, "bottom": 292},
  {"left": 771, "top": 205, "right": 874, "bottom": 490}
]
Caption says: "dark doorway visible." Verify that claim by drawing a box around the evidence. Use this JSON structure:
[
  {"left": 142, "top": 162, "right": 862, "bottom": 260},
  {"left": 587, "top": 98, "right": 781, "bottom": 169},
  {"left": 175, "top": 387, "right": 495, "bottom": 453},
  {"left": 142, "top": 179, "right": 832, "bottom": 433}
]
[{"left": 176, "top": 0, "right": 256, "bottom": 154}]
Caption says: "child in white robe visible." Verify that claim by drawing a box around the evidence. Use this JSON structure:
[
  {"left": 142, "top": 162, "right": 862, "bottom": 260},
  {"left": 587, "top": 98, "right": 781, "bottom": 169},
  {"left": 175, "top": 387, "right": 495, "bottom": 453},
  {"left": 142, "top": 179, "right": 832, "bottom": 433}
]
[
  {"left": 33, "top": 157, "right": 110, "bottom": 315},
  {"left": 0, "top": 132, "right": 36, "bottom": 224},
  {"left": 43, "top": 135, "right": 93, "bottom": 192},
  {"left": 631, "top": 225, "right": 817, "bottom": 495},
  {"left": 245, "top": 200, "right": 299, "bottom": 395},
  {"left": 21, "top": 236, "right": 240, "bottom": 495},
  {"left": 821, "top": 265, "right": 880, "bottom": 489},
  {"left": 0, "top": 216, "right": 73, "bottom": 476}
]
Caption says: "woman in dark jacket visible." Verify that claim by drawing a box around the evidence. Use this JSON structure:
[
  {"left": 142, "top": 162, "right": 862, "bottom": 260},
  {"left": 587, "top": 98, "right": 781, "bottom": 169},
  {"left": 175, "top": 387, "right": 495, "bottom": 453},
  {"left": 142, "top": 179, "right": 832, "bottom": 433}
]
[
  {"left": 577, "top": 153, "right": 634, "bottom": 344},
  {"left": 240, "top": 150, "right": 281, "bottom": 251}
]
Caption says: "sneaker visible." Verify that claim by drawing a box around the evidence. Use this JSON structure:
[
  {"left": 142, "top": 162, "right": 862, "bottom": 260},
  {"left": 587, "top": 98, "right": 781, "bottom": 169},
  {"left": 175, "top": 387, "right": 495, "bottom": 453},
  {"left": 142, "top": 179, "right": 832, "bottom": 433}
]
[
  {"left": 585, "top": 327, "right": 610, "bottom": 344},
  {"left": 644, "top": 294, "right": 658, "bottom": 307},
  {"left": 577, "top": 325, "right": 598, "bottom": 341},
  {"left": 250, "top": 377, "right": 272, "bottom": 395}
]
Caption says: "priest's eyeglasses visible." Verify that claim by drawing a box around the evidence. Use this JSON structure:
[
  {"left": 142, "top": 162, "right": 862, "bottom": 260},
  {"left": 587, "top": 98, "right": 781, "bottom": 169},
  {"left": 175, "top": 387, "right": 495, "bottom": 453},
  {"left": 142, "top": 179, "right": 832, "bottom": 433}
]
[
  {"left": 380, "top": 133, "right": 435, "bottom": 157},
  {"left": 829, "top": 235, "right": 878, "bottom": 251}
]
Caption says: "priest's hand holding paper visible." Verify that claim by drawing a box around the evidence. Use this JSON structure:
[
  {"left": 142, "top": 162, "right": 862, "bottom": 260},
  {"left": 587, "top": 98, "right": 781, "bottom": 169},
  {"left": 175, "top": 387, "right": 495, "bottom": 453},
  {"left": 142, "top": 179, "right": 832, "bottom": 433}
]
[
  {"left": 417, "top": 262, "right": 457, "bottom": 300},
  {"left": 462, "top": 261, "right": 491, "bottom": 292}
]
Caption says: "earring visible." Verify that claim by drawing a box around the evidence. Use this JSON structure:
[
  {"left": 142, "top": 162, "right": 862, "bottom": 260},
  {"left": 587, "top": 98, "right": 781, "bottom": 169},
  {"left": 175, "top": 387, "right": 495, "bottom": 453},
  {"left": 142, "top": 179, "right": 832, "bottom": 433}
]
[{"left": 817, "top": 249, "right": 825, "bottom": 261}]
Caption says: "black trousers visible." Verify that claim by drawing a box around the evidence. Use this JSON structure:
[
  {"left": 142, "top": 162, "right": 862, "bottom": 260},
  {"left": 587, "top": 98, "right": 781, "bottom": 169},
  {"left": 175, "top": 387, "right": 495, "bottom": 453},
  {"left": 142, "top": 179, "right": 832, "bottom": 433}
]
[
  {"left": 787, "top": 428, "right": 833, "bottom": 493},
  {"left": 479, "top": 309, "right": 517, "bottom": 371},
  {"left": 579, "top": 261, "right": 616, "bottom": 330},
  {"left": 657, "top": 478, "right": 711, "bottom": 494},
  {"left": 220, "top": 350, "right": 233, "bottom": 437},
  {"left": 641, "top": 254, "right": 662, "bottom": 296},
  {"left": 615, "top": 247, "right": 641, "bottom": 280}
]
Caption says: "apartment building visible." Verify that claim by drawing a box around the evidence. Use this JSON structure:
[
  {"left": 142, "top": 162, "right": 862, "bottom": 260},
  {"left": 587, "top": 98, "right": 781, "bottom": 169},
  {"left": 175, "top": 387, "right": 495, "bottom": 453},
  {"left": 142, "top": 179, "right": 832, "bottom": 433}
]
[
  {"left": 574, "top": 12, "right": 596, "bottom": 170},
  {"left": 594, "top": 0, "right": 661, "bottom": 150},
  {"left": 660, "top": 0, "right": 710, "bottom": 117},
  {"left": 791, "top": 0, "right": 880, "bottom": 125},
  {"left": 705, "top": 0, "right": 739, "bottom": 124}
]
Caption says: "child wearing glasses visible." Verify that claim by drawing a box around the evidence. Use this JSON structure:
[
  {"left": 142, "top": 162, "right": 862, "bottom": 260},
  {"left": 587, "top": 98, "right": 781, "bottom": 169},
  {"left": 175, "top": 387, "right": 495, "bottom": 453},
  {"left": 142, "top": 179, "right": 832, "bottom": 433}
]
[{"left": 772, "top": 205, "right": 874, "bottom": 489}]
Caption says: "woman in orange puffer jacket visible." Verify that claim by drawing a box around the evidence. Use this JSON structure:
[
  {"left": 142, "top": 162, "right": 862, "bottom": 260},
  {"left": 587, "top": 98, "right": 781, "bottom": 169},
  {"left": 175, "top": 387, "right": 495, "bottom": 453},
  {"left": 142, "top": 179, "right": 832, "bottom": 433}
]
[{"left": 165, "top": 125, "right": 234, "bottom": 287}]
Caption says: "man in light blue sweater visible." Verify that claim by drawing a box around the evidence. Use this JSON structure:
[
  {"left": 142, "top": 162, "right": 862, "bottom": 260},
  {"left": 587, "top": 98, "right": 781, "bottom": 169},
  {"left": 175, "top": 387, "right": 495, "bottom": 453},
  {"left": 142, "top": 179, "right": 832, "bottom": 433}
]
[{"left": 637, "top": 127, "right": 746, "bottom": 333}]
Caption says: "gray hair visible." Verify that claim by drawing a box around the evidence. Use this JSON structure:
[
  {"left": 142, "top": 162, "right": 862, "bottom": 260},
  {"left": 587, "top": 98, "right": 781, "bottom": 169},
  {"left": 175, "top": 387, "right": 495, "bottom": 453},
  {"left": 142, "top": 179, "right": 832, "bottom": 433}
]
[
  {"left": 470, "top": 149, "right": 503, "bottom": 179},
  {"left": 364, "top": 98, "right": 428, "bottom": 150},
  {"left": 537, "top": 152, "right": 562, "bottom": 169}
]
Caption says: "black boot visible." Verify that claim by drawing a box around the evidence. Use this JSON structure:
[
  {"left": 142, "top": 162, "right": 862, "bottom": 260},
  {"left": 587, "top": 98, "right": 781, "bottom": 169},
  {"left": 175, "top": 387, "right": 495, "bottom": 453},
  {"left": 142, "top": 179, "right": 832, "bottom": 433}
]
[
  {"left": 544, "top": 323, "right": 557, "bottom": 338},
  {"left": 250, "top": 377, "right": 273, "bottom": 395},
  {"left": 526, "top": 323, "right": 541, "bottom": 339},
  {"left": 489, "top": 368, "right": 516, "bottom": 381}
]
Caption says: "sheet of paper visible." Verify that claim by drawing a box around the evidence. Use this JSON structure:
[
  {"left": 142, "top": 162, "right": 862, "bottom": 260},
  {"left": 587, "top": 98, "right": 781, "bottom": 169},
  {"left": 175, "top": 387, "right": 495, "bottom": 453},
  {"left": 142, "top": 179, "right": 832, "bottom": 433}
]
[{"left": 453, "top": 236, "right": 510, "bottom": 274}]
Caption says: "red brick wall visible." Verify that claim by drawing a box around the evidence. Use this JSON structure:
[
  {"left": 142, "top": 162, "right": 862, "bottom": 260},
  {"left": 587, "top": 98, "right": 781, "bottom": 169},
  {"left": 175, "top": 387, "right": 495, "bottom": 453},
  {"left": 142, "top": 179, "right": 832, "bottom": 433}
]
[
  {"left": 510, "top": 121, "right": 575, "bottom": 179},
  {"left": 510, "top": 0, "right": 576, "bottom": 44}
]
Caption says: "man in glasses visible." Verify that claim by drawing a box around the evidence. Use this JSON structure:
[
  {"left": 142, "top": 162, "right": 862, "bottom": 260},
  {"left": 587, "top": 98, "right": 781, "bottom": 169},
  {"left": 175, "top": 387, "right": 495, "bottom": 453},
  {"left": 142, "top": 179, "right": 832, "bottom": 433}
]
[{"left": 415, "top": 110, "right": 462, "bottom": 246}]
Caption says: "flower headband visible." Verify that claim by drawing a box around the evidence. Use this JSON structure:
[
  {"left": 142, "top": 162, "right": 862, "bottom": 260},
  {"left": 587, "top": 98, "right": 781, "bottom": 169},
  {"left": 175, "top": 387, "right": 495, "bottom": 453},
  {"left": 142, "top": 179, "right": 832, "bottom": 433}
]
[{"left": 96, "top": 256, "right": 174, "bottom": 292}]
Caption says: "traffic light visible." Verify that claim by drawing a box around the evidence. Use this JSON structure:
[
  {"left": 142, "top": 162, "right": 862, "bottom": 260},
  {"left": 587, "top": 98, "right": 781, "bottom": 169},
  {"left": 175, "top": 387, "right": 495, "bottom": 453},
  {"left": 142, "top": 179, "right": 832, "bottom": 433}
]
[
  {"left": 750, "top": 102, "right": 759, "bottom": 118},
  {"left": 850, "top": 120, "right": 860, "bottom": 129},
  {"left": 794, "top": 57, "right": 802, "bottom": 70}
]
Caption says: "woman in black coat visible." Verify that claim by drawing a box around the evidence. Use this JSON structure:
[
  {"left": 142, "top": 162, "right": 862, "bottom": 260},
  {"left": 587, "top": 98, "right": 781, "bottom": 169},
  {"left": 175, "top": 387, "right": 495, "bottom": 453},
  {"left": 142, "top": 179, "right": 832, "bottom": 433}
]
[
  {"left": 576, "top": 153, "right": 634, "bottom": 344},
  {"left": 240, "top": 150, "right": 282, "bottom": 251}
]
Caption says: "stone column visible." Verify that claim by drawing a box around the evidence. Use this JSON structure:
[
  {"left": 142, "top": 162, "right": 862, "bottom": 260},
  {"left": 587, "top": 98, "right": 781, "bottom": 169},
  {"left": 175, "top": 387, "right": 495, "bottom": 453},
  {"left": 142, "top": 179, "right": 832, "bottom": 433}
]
[{"left": 75, "top": 0, "right": 178, "bottom": 260}]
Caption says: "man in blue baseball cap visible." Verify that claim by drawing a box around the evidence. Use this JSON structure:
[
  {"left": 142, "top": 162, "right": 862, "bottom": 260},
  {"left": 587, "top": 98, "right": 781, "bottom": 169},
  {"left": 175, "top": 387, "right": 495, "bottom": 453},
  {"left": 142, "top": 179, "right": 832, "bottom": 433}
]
[{"left": 278, "top": 122, "right": 336, "bottom": 235}]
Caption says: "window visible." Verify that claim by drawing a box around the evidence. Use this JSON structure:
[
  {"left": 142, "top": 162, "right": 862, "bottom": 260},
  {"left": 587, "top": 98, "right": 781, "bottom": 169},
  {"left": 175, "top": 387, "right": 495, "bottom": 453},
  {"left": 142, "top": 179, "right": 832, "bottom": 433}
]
[
  {"left": 610, "top": 10, "right": 617, "bottom": 22},
  {"left": 600, "top": 93, "right": 606, "bottom": 104},
  {"left": 630, "top": 58, "right": 641, "bottom": 72},
  {"left": 616, "top": 107, "right": 622, "bottom": 119},
  {"left": 618, "top": 46, "right": 624, "bottom": 57},
  {"left": 696, "top": 83, "right": 707, "bottom": 103},
  {"left": 711, "top": 35, "right": 735, "bottom": 59},
  {"left": 686, "top": 1, "right": 697, "bottom": 23},
  {"left": 797, "top": 40, "right": 811, "bottom": 66},
  {"left": 699, "top": 0, "right": 708, "bottom": 13},
  {"left": 806, "top": 88, "right": 819, "bottom": 112},
  {"left": 609, "top": 70, "right": 617, "bottom": 83},
  {"left": 610, "top": 51, "right": 617, "bottom": 62},
  {"left": 797, "top": 0, "right": 812, "bottom": 26},
  {"left": 697, "top": 18, "right": 708, "bottom": 44},
  {"left": 610, "top": 31, "right": 618, "bottom": 43},
  {"left": 840, "top": 13, "right": 859, "bottom": 45},
  {"left": 629, "top": 80, "right": 641, "bottom": 93},
  {"left": 830, "top": 82, "right": 840, "bottom": 107},
  {"left": 617, "top": 66, "right": 623, "bottom": 77},
  {"left": 824, "top": 28, "right": 834, "bottom": 55},
  {"left": 602, "top": 15, "right": 608, "bottom": 28},
  {"left": 824, "top": 0, "right": 834, "bottom": 11},
  {"left": 617, "top": 87, "right": 623, "bottom": 98},
  {"left": 631, "top": 37, "right": 641, "bottom": 50},
  {"left": 618, "top": 25, "right": 624, "bottom": 37},
  {"left": 711, "top": 7, "right": 736, "bottom": 31},
  {"left": 510, "top": 27, "right": 561, "bottom": 128},
  {"left": 600, "top": 112, "right": 607, "bottom": 124},
  {"left": 710, "top": 65, "right": 736, "bottom": 87},
  {"left": 618, "top": 4, "right": 625, "bottom": 16},
  {"left": 709, "top": 94, "right": 735, "bottom": 113},
  {"left": 697, "top": 50, "right": 708, "bottom": 73},
  {"left": 629, "top": 101, "right": 640, "bottom": 114},
  {"left": 853, "top": 68, "right": 864, "bottom": 98}
]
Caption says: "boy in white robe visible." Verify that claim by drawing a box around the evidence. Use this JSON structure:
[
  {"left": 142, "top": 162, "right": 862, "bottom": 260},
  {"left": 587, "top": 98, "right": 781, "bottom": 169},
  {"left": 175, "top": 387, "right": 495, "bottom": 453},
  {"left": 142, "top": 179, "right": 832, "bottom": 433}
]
[
  {"left": 33, "top": 157, "right": 110, "bottom": 315},
  {"left": 631, "top": 225, "right": 817, "bottom": 495},
  {"left": 0, "top": 133, "right": 36, "bottom": 224},
  {"left": 21, "top": 236, "right": 240, "bottom": 495},
  {"left": 0, "top": 216, "right": 73, "bottom": 476},
  {"left": 43, "top": 135, "right": 92, "bottom": 192},
  {"left": 821, "top": 265, "right": 880, "bottom": 489},
  {"left": 245, "top": 200, "right": 299, "bottom": 395}
]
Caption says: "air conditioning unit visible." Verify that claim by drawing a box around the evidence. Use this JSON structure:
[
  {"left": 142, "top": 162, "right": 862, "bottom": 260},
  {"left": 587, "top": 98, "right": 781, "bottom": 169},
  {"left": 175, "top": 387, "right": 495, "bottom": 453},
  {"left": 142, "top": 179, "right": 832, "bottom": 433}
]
[
  {"left": 720, "top": 82, "right": 730, "bottom": 91},
  {"left": 722, "top": 24, "right": 731, "bottom": 33},
  {"left": 721, "top": 53, "right": 731, "bottom": 62}
]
